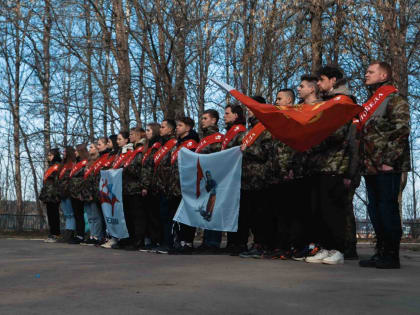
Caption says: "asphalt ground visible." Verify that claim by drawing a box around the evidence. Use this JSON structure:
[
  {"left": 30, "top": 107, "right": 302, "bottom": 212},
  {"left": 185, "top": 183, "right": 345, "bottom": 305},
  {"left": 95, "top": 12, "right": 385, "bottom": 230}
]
[{"left": 1, "top": 239, "right": 420, "bottom": 315}]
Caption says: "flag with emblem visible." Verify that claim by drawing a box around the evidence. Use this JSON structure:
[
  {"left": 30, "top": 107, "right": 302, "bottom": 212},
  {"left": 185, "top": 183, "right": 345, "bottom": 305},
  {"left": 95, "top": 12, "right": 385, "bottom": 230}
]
[
  {"left": 211, "top": 78, "right": 362, "bottom": 152},
  {"left": 173, "top": 147, "right": 242, "bottom": 232},
  {"left": 99, "top": 169, "right": 129, "bottom": 238}
]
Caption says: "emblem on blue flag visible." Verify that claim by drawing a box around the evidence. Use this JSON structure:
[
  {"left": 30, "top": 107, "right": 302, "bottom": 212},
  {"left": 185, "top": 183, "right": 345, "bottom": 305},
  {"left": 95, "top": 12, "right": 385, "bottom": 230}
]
[
  {"left": 174, "top": 146, "right": 242, "bottom": 232},
  {"left": 99, "top": 168, "right": 129, "bottom": 239}
]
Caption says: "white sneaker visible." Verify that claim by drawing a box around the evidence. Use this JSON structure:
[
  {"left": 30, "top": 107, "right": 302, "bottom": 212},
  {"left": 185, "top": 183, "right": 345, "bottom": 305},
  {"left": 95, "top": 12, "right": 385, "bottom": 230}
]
[
  {"left": 101, "top": 238, "right": 117, "bottom": 249},
  {"left": 305, "top": 249, "right": 329, "bottom": 263},
  {"left": 322, "top": 250, "right": 344, "bottom": 265},
  {"left": 44, "top": 235, "right": 58, "bottom": 243}
]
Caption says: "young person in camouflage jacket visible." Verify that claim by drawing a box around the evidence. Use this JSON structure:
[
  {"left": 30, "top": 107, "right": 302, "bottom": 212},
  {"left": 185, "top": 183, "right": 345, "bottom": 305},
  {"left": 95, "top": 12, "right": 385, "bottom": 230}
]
[
  {"left": 166, "top": 117, "right": 200, "bottom": 254},
  {"left": 222, "top": 104, "right": 247, "bottom": 255},
  {"left": 195, "top": 109, "right": 224, "bottom": 253},
  {"left": 304, "top": 66, "right": 359, "bottom": 265},
  {"left": 359, "top": 62, "right": 410, "bottom": 269},
  {"left": 39, "top": 148, "right": 62, "bottom": 242},
  {"left": 139, "top": 123, "right": 163, "bottom": 251}
]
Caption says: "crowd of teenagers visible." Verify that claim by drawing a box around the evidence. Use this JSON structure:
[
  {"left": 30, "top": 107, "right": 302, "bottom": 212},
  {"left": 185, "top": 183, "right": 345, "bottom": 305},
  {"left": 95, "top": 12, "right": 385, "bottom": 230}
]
[{"left": 39, "top": 62, "right": 410, "bottom": 269}]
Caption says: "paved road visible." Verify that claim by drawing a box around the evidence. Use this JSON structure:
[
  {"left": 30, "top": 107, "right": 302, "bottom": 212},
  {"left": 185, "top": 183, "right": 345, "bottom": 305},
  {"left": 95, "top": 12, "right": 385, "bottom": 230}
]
[{"left": 1, "top": 239, "right": 420, "bottom": 315}]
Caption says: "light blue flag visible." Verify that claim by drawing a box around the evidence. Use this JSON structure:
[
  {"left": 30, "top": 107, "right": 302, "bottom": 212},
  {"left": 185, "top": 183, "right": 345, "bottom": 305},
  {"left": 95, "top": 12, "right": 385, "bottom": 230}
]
[
  {"left": 174, "top": 146, "right": 242, "bottom": 232},
  {"left": 99, "top": 168, "right": 129, "bottom": 239}
]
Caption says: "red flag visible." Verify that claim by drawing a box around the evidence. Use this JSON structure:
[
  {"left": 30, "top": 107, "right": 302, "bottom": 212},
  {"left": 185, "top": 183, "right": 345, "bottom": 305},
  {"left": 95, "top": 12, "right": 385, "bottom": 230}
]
[
  {"left": 211, "top": 79, "right": 362, "bottom": 152},
  {"left": 196, "top": 158, "right": 204, "bottom": 198}
]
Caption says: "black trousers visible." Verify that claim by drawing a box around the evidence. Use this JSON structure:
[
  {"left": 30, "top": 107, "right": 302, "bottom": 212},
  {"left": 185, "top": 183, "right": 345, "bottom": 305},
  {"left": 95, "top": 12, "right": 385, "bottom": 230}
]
[
  {"left": 227, "top": 190, "right": 251, "bottom": 247},
  {"left": 46, "top": 202, "right": 61, "bottom": 236},
  {"left": 309, "top": 175, "right": 347, "bottom": 252},
  {"left": 167, "top": 196, "right": 196, "bottom": 245},
  {"left": 123, "top": 194, "right": 147, "bottom": 246},
  {"left": 365, "top": 173, "right": 402, "bottom": 247},
  {"left": 71, "top": 198, "right": 85, "bottom": 238},
  {"left": 144, "top": 194, "right": 162, "bottom": 245}
]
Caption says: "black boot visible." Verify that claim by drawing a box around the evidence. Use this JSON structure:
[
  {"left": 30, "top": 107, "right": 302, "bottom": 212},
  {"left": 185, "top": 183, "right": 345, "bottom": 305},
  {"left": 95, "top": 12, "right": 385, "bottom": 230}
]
[
  {"left": 359, "top": 239, "right": 383, "bottom": 268},
  {"left": 376, "top": 241, "right": 400, "bottom": 269}
]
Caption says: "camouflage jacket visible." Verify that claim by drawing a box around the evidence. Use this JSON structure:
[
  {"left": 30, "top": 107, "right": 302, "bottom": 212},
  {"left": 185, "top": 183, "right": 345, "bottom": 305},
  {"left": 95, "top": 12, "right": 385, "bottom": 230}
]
[
  {"left": 168, "top": 130, "right": 200, "bottom": 197},
  {"left": 198, "top": 125, "right": 223, "bottom": 154},
  {"left": 241, "top": 117, "right": 273, "bottom": 191},
  {"left": 268, "top": 140, "right": 301, "bottom": 185},
  {"left": 39, "top": 163, "right": 61, "bottom": 203},
  {"left": 307, "top": 84, "right": 359, "bottom": 177},
  {"left": 69, "top": 159, "right": 89, "bottom": 201},
  {"left": 154, "top": 135, "right": 177, "bottom": 197},
  {"left": 141, "top": 137, "right": 163, "bottom": 196},
  {"left": 57, "top": 162, "right": 74, "bottom": 199},
  {"left": 122, "top": 141, "right": 145, "bottom": 196},
  {"left": 361, "top": 84, "right": 411, "bottom": 175},
  {"left": 223, "top": 122, "right": 246, "bottom": 149}
]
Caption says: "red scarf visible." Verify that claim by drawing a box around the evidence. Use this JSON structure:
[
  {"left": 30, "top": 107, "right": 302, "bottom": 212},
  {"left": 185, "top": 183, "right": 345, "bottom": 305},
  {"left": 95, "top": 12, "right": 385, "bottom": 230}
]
[
  {"left": 69, "top": 160, "right": 88, "bottom": 178},
  {"left": 142, "top": 142, "right": 162, "bottom": 165},
  {"left": 91, "top": 153, "right": 110, "bottom": 176},
  {"left": 196, "top": 133, "right": 223, "bottom": 153},
  {"left": 355, "top": 85, "right": 398, "bottom": 130},
  {"left": 153, "top": 138, "right": 177, "bottom": 169},
  {"left": 112, "top": 152, "right": 131, "bottom": 169},
  {"left": 124, "top": 145, "right": 144, "bottom": 167},
  {"left": 242, "top": 122, "right": 266, "bottom": 148},
  {"left": 59, "top": 162, "right": 74, "bottom": 180},
  {"left": 43, "top": 164, "right": 60, "bottom": 183},
  {"left": 103, "top": 154, "right": 117, "bottom": 168},
  {"left": 171, "top": 139, "right": 198, "bottom": 164},
  {"left": 221, "top": 124, "right": 246, "bottom": 150}
]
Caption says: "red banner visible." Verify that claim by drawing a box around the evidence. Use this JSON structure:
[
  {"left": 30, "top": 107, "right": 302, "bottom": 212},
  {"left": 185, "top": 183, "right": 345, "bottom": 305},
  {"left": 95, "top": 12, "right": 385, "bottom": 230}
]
[
  {"left": 221, "top": 124, "right": 246, "bottom": 150},
  {"left": 153, "top": 138, "right": 177, "bottom": 169},
  {"left": 241, "top": 122, "right": 266, "bottom": 148},
  {"left": 354, "top": 85, "right": 397, "bottom": 130},
  {"left": 43, "top": 164, "right": 60, "bottom": 183},
  {"left": 142, "top": 142, "right": 162, "bottom": 165},
  {"left": 171, "top": 139, "right": 198, "bottom": 164},
  {"left": 196, "top": 133, "right": 223, "bottom": 153}
]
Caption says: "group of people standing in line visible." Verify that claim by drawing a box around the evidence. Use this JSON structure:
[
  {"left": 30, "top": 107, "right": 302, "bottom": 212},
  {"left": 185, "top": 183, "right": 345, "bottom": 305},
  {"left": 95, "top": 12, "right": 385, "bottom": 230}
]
[{"left": 39, "top": 62, "right": 411, "bottom": 269}]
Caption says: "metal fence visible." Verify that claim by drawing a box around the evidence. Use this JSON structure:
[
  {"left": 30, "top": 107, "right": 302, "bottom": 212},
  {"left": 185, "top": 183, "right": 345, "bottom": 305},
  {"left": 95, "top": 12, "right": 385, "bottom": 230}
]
[{"left": 0, "top": 214, "right": 66, "bottom": 232}]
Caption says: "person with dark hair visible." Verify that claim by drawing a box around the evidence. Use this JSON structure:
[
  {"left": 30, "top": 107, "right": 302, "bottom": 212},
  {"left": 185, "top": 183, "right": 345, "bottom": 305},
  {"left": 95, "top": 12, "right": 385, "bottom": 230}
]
[
  {"left": 80, "top": 142, "right": 105, "bottom": 246},
  {"left": 39, "top": 148, "right": 62, "bottom": 243},
  {"left": 68, "top": 144, "right": 90, "bottom": 244},
  {"left": 57, "top": 146, "right": 77, "bottom": 242},
  {"left": 152, "top": 119, "right": 178, "bottom": 254},
  {"left": 304, "top": 65, "right": 359, "bottom": 265},
  {"left": 359, "top": 61, "right": 410, "bottom": 269},
  {"left": 275, "top": 89, "right": 295, "bottom": 106},
  {"left": 222, "top": 103, "right": 247, "bottom": 254},
  {"left": 118, "top": 126, "right": 148, "bottom": 250},
  {"left": 139, "top": 123, "right": 163, "bottom": 252},
  {"left": 298, "top": 75, "right": 321, "bottom": 104},
  {"left": 195, "top": 109, "right": 224, "bottom": 254},
  {"left": 166, "top": 117, "right": 200, "bottom": 254},
  {"left": 237, "top": 96, "right": 276, "bottom": 259}
]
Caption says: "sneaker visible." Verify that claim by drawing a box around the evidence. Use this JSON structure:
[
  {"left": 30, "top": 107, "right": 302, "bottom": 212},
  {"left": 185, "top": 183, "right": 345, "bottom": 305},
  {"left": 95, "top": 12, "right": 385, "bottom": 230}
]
[
  {"left": 239, "top": 245, "right": 263, "bottom": 258},
  {"left": 44, "top": 235, "right": 58, "bottom": 243},
  {"left": 263, "top": 249, "right": 288, "bottom": 260},
  {"left": 138, "top": 244, "right": 156, "bottom": 252},
  {"left": 322, "top": 250, "right": 344, "bottom": 265},
  {"left": 68, "top": 236, "right": 83, "bottom": 244},
  {"left": 305, "top": 249, "right": 329, "bottom": 263},
  {"left": 292, "top": 243, "right": 320, "bottom": 261},
  {"left": 226, "top": 244, "right": 247, "bottom": 256},
  {"left": 101, "top": 238, "right": 118, "bottom": 249},
  {"left": 154, "top": 245, "right": 169, "bottom": 254},
  {"left": 81, "top": 238, "right": 100, "bottom": 246}
]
